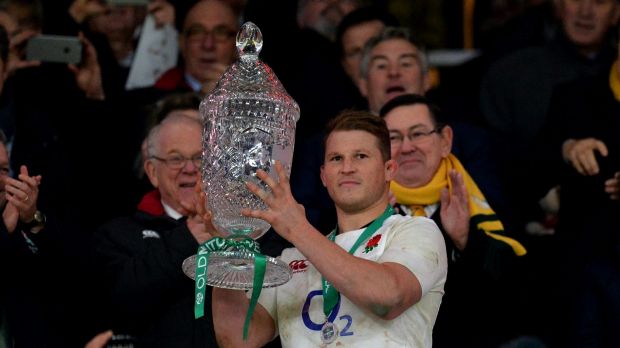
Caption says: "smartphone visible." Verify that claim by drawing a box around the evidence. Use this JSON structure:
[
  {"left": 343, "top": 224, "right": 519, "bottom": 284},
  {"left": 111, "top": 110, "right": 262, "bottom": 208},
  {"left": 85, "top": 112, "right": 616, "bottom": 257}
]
[
  {"left": 26, "top": 35, "right": 82, "bottom": 65},
  {"left": 107, "top": 0, "right": 150, "bottom": 5}
]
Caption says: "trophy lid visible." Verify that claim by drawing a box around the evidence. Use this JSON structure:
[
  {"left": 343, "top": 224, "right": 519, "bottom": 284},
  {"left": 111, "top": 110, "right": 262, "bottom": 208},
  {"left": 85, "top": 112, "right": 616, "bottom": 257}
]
[{"left": 202, "top": 22, "right": 300, "bottom": 121}]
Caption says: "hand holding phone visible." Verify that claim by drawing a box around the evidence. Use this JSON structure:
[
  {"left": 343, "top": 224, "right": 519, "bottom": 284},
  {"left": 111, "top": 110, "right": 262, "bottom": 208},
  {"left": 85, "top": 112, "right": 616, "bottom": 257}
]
[
  {"left": 67, "top": 33, "right": 105, "bottom": 100},
  {"left": 7, "top": 30, "right": 41, "bottom": 76}
]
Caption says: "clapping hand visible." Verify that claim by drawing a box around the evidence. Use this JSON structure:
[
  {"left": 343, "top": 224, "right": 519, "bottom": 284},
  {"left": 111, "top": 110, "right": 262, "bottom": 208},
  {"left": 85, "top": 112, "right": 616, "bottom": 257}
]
[
  {"left": 440, "top": 169, "right": 470, "bottom": 251},
  {"left": 2, "top": 165, "right": 41, "bottom": 233}
]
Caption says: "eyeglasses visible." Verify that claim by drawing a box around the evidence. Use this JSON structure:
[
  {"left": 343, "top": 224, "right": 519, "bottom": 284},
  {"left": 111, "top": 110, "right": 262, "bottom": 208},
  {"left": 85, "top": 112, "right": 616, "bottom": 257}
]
[
  {"left": 151, "top": 154, "right": 202, "bottom": 169},
  {"left": 389, "top": 128, "right": 441, "bottom": 147},
  {"left": 183, "top": 24, "right": 236, "bottom": 43}
]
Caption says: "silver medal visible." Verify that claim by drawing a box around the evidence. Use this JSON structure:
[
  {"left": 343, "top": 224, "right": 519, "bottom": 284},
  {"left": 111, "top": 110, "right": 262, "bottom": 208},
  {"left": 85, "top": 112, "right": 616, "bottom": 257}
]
[{"left": 320, "top": 321, "right": 339, "bottom": 345}]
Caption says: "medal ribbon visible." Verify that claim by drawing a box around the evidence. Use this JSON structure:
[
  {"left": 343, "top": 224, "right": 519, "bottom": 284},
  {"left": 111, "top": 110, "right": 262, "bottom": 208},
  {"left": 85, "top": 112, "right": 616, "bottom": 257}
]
[
  {"left": 193, "top": 237, "right": 266, "bottom": 340},
  {"left": 321, "top": 205, "right": 394, "bottom": 319}
]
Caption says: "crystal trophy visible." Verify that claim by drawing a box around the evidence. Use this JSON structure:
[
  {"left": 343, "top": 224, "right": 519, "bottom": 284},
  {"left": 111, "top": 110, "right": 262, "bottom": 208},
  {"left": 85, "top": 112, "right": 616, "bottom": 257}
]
[{"left": 182, "top": 22, "right": 298, "bottom": 290}]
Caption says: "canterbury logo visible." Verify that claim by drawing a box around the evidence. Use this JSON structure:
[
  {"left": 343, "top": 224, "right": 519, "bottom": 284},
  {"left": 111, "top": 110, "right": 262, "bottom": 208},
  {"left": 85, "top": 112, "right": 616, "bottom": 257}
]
[
  {"left": 142, "top": 230, "right": 161, "bottom": 239},
  {"left": 289, "top": 260, "right": 308, "bottom": 273}
]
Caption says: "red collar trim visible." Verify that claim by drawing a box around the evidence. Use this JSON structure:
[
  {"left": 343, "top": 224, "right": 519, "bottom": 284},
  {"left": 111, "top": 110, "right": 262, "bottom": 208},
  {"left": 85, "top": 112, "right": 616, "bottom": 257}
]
[
  {"left": 138, "top": 190, "right": 166, "bottom": 216},
  {"left": 154, "top": 67, "right": 191, "bottom": 91}
]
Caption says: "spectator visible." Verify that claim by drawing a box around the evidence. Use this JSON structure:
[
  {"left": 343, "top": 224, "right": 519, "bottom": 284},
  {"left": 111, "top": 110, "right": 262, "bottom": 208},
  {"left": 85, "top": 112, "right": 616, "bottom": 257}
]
[
  {"left": 132, "top": 91, "right": 202, "bottom": 200},
  {"left": 358, "top": 27, "right": 431, "bottom": 114},
  {"left": 93, "top": 114, "right": 217, "bottom": 347},
  {"left": 0, "top": 129, "right": 48, "bottom": 348},
  {"left": 0, "top": 23, "right": 60, "bottom": 348},
  {"left": 480, "top": 0, "right": 620, "bottom": 233},
  {"left": 292, "top": 26, "right": 507, "bottom": 234},
  {"left": 6, "top": 7, "right": 146, "bottom": 344},
  {"left": 154, "top": 0, "right": 239, "bottom": 95},
  {"left": 530, "top": 29, "right": 620, "bottom": 346},
  {"left": 481, "top": 0, "right": 619, "bottom": 149},
  {"left": 380, "top": 93, "right": 526, "bottom": 348},
  {"left": 335, "top": 6, "right": 398, "bottom": 88},
  {"left": 0, "top": 3, "right": 41, "bottom": 144}
]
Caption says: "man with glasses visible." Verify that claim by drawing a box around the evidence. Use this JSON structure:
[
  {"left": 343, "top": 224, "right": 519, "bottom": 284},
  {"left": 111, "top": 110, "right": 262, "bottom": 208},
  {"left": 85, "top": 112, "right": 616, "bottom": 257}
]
[
  {"left": 380, "top": 94, "right": 527, "bottom": 348},
  {"left": 154, "top": 0, "right": 239, "bottom": 95},
  {"left": 93, "top": 114, "right": 217, "bottom": 347}
]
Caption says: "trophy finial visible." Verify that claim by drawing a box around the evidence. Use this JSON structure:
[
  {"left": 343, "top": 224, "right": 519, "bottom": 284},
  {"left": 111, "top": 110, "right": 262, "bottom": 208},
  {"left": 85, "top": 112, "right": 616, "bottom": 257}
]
[{"left": 236, "top": 22, "right": 263, "bottom": 60}]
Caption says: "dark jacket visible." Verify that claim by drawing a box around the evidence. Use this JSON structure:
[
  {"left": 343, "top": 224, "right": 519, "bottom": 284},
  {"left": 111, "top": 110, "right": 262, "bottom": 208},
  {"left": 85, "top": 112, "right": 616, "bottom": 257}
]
[
  {"left": 528, "top": 70, "right": 620, "bottom": 348},
  {"left": 546, "top": 72, "right": 620, "bottom": 265},
  {"left": 93, "top": 190, "right": 217, "bottom": 348},
  {"left": 1, "top": 210, "right": 65, "bottom": 347},
  {"left": 414, "top": 205, "right": 522, "bottom": 348}
]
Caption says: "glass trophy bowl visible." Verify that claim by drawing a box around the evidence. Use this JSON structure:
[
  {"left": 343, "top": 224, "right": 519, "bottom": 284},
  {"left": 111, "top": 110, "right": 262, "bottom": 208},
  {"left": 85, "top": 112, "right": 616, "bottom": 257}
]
[{"left": 182, "top": 22, "right": 298, "bottom": 290}]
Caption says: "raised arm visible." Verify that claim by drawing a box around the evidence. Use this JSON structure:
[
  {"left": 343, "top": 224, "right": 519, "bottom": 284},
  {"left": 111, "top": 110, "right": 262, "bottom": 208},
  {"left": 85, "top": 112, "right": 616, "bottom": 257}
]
[{"left": 197, "top": 184, "right": 274, "bottom": 348}]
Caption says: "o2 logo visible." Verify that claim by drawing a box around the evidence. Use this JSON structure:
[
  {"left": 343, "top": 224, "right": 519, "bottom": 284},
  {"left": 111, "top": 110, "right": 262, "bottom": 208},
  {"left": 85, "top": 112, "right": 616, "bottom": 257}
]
[{"left": 301, "top": 290, "right": 354, "bottom": 337}]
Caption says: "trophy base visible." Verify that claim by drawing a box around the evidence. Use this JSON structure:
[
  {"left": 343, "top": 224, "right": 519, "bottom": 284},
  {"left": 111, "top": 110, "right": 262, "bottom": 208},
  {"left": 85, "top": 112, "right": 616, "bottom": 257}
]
[{"left": 182, "top": 251, "right": 292, "bottom": 290}]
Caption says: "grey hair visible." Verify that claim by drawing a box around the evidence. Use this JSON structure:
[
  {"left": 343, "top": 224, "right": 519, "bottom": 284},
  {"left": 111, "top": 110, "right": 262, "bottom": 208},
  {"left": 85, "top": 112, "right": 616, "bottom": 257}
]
[
  {"left": 145, "top": 113, "right": 202, "bottom": 159},
  {"left": 359, "top": 26, "right": 428, "bottom": 79}
]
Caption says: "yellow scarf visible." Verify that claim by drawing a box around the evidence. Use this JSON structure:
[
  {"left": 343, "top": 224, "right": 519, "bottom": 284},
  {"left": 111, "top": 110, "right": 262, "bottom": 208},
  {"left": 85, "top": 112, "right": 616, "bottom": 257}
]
[
  {"left": 391, "top": 154, "right": 526, "bottom": 256},
  {"left": 610, "top": 61, "right": 620, "bottom": 102}
]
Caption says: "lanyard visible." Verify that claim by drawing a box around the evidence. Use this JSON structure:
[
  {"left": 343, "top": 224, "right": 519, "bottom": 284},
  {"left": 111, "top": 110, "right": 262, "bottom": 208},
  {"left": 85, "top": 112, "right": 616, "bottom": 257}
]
[{"left": 321, "top": 204, "right": 393, "bottom": 319}]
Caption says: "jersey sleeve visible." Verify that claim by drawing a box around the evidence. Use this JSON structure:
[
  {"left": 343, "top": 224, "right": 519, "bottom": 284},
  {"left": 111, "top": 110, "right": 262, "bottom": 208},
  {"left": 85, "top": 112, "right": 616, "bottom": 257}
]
[{"left": 380, "top": 216, "right": 448, "bottom": 295}]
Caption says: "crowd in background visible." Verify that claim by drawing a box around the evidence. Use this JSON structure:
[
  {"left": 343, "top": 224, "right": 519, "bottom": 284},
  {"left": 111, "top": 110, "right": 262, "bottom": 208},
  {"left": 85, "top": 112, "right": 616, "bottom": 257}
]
[{"left": 0, "top": 0, "right": 618, "bottom": 347}]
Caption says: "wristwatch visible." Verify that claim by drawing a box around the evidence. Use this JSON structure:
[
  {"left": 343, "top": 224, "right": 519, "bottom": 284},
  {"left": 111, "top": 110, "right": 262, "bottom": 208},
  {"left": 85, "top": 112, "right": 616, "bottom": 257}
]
[{"left": 23, "top": 210, "right": 46, "bottom": 233}]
